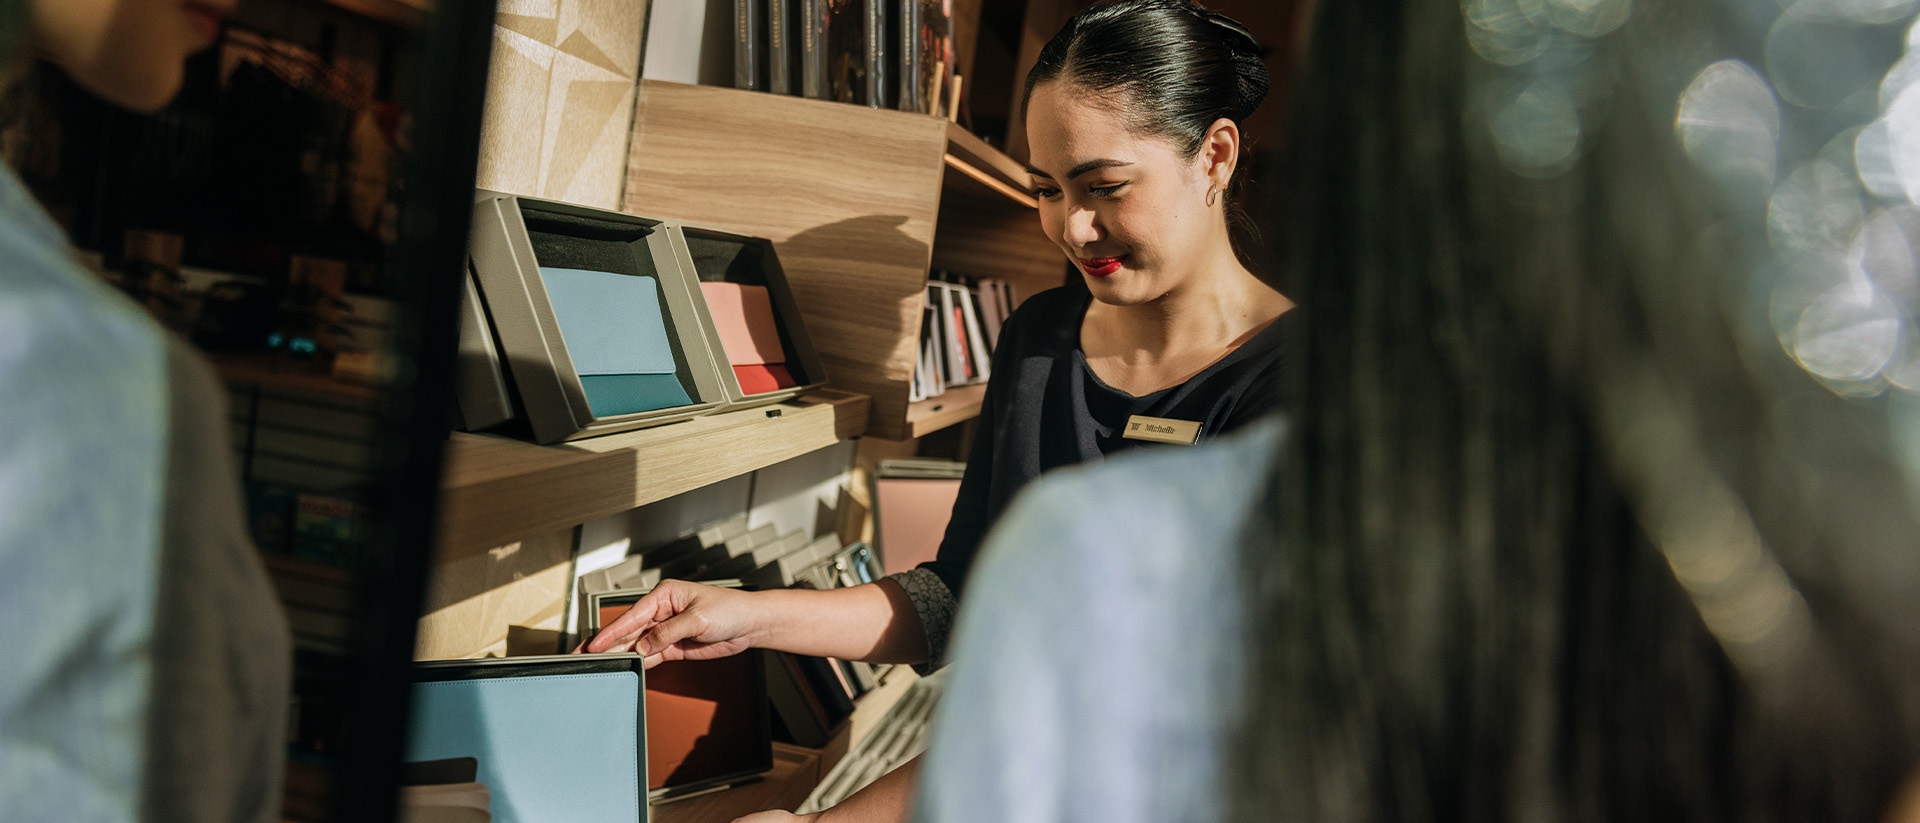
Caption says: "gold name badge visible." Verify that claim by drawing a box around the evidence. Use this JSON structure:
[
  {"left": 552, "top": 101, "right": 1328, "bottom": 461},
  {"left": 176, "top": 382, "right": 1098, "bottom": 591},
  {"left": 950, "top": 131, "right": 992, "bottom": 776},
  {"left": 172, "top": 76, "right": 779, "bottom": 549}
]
[{"left": 1123, "top": 415, "right": 1201, "bottom": 445}]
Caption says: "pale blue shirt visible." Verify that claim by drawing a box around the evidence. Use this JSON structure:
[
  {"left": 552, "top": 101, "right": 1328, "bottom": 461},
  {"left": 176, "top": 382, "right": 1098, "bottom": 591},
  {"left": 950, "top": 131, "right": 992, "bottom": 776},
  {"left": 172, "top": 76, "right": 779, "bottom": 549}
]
[
  {"left": 0, "top": 164, "right": 289, "bottom": 821},
  {"left": 914, "top": 418, "right": 1282, "bottom": 823}
]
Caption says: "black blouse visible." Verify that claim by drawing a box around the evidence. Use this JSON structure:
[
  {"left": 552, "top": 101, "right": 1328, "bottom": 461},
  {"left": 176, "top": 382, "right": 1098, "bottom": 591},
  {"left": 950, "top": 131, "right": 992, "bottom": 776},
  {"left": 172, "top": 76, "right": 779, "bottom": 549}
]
[{"left": 891, "top": 285, "right": 1302, "bottom": 666}]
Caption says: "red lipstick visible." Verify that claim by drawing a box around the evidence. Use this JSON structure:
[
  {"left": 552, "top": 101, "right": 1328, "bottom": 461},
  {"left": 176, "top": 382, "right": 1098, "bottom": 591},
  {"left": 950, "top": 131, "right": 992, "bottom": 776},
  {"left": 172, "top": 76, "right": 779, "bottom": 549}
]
[{"left": 1078, "top": 256, "right": 1125, "bottom": 278}]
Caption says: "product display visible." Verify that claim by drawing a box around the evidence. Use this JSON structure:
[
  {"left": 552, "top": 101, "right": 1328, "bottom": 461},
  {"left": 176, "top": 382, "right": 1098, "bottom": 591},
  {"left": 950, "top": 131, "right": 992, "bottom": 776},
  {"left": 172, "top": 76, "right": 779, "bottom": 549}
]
[
  {"left": 459, "top": 192, "right": 727, "bottom": 443},
  {"left": 672, "top": 223, "right": 828, "bottom": 405}
]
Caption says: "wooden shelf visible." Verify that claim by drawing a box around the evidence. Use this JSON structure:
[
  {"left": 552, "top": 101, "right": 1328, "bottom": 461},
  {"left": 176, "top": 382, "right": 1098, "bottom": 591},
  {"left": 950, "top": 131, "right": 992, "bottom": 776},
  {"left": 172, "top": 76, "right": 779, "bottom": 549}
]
[
  {"left": 624, "top": 80, "right": 1064, "bottom": 440},
  {"left": 436, "top": 390, "right": 870, "bottom": 559},
  {"left": 903, "top": 384, "right": 988, "bottom": 440}
]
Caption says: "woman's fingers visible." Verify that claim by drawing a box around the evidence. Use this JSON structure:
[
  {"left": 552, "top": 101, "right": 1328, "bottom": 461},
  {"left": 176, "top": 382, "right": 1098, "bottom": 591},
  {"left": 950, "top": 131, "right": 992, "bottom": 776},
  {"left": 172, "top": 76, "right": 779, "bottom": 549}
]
[
  {"left": 584, "top": 583, "right": 684, "bottom": 653},
  {"left": 635, "top": 608, "right": 711, "bottom": 658}
]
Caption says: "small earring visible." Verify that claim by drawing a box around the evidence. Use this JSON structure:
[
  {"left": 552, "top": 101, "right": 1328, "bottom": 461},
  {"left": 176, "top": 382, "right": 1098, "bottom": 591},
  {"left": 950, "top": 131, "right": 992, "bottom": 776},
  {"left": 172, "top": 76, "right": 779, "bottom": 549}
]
[{"left": 1206, "top": 187, "right": 1219, "bottom": 207}]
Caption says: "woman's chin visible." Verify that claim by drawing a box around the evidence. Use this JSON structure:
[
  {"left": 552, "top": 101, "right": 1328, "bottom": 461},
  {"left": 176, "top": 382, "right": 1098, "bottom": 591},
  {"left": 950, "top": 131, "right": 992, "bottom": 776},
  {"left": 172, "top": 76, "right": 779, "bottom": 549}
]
[{"left": 1082, "top": 272, "right": 1163, "bottom": 307}]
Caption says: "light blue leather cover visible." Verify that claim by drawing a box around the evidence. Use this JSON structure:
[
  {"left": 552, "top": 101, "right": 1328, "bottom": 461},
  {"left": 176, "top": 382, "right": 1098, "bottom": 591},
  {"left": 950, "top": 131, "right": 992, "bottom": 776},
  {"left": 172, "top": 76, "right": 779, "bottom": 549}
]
[
  {"left": 407, "top": 672, "right": 643, "bottom": 822},
  {"left": 542, "top": 268, "right": 677, "bottom": 376}
]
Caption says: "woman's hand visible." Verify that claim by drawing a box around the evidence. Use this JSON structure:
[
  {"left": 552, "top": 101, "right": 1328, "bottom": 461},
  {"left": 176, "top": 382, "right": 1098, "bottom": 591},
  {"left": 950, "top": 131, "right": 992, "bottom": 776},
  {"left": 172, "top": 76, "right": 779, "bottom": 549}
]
[{"left": 580, "top": 579, "right": 763, "bottom": 667}]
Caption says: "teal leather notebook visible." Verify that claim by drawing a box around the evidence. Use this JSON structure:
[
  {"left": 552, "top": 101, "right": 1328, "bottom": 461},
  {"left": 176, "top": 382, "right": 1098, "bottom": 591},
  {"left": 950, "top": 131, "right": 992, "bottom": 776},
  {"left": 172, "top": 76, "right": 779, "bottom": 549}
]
[
  {"left": 580, "top": 374, "right": 693, "bottom": 416},
  {"left": 407, "top": 671, "right": 643, "bottom": 822}
]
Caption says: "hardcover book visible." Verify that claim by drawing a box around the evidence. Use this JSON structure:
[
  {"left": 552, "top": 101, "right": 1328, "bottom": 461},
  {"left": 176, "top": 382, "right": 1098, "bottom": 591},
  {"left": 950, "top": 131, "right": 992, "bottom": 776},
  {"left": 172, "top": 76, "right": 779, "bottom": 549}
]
[
  {"left": 768, "top": 0, "right": 796, "bottom": 93},
  {"left": 800, "top": 0, "right": 832, "bottom": 99},
  {"left": 735, "top": 0, "right": 765, "bottom": 90}
]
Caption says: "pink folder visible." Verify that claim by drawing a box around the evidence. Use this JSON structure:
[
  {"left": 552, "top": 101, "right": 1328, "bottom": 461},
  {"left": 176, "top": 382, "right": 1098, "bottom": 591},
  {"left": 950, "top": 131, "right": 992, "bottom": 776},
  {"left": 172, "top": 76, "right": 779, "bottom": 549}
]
[{"left": 701, "top": 282, "right": 787, "bottom": 366}]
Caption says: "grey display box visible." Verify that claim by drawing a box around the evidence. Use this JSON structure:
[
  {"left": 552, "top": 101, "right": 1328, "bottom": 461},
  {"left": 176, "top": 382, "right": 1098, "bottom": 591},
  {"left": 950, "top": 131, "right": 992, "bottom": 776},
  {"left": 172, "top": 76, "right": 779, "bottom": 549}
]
[
  {"left": 458, "top": 190, "right": 727, "bottom": 444},
  {"left": 666, "top": 222, "right": 829, "bottom": 409}
]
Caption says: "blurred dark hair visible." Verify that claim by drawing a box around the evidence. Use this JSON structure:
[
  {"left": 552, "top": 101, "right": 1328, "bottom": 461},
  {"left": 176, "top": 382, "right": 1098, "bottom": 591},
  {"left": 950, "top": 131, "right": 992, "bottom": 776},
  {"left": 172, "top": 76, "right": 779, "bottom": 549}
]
[
  {"left": 1230, "top": 0, "right": 1920, "bottom": 820},
  {"left": 1023, "top": 0, "right": 1270, "bottom": 266}
]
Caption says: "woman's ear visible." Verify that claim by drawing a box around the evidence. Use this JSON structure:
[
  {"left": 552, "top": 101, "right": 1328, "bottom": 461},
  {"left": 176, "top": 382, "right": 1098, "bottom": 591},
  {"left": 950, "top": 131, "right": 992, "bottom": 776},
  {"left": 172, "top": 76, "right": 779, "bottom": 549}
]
[{"left": 1202, "top": 117, "right": 1241, "bottom": 193}]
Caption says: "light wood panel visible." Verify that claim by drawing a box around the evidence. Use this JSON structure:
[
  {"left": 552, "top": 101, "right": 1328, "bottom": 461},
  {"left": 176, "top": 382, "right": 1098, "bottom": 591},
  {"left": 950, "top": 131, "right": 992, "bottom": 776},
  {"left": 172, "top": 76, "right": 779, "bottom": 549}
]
[
  {"left": 437, "top": 390, "right": 871, "bottom": 559},
  {"left": 622, "top": 81, "right": 1051, "bottom": 439},
  {"left": 414, "top": 528, "right": 574, "bottom": 661},
  {"left": 625, "top": 81, "right": 949, "bottom": 438}
]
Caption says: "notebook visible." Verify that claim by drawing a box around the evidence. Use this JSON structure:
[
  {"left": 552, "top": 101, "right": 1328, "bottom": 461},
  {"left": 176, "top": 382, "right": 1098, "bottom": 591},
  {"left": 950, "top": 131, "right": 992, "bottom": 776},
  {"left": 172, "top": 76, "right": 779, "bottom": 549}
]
[
  {"left": 542, "top": 268, "right": 677, "bottom": 376},
  {"left": 541, "top": 268, "right": 691, "bottom": 415},
  {"left": 734, "top": 364, "right": 797, "bottom": 394},
  {"left": 407, "top": 659, "right": 645, "bottom": 823},
  {"left": 701, "top": 282, "right": 788, "bottom": 365}
]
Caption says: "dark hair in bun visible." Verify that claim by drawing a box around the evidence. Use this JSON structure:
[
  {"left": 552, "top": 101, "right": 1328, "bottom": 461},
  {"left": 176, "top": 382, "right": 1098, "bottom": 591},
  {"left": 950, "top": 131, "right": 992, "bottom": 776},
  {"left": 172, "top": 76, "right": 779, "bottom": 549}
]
[{"left": 1024, "top": 0, "right": 1272, "bottom": 261}]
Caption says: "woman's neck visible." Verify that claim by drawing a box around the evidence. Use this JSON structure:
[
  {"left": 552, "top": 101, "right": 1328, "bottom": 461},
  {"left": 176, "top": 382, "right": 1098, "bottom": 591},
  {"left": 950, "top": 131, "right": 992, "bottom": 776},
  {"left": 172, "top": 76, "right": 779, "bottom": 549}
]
[{"left": 1088, "top": 253, "right": 1288, "bottom": 359}]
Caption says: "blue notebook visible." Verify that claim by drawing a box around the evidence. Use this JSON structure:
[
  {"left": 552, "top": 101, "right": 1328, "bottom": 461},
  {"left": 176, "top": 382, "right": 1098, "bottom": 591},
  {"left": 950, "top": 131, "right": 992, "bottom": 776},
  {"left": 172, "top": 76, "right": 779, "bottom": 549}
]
[
  {"left": 543, "top": 268, "right": 678, "bottom": 377},
  {"left": 407, "top": 672, "right": 643, "bottom": 823}
]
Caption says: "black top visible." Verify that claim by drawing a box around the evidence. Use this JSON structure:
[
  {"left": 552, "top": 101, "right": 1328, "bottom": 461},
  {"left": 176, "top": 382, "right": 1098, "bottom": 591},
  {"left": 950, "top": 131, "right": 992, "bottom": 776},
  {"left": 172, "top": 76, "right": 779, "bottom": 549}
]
[{"left": 920, "top": 286, "right": 1302, "bottom": 599}]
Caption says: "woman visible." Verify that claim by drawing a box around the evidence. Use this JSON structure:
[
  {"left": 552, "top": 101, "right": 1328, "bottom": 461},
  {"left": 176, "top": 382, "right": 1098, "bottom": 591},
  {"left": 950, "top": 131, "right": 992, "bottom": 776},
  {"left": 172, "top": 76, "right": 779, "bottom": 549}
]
[
  {"left": 590, "top": 1, "right": 1290, "bottom": 696},
  {"left": 915, "top": 0, "right": 1920, "bottom": 820},
  {"left": 589, "top": 2, "right": 1291, "bottom": 819},
  {"left": 0, "top": 1, "right": 290, "bottom": 819}
]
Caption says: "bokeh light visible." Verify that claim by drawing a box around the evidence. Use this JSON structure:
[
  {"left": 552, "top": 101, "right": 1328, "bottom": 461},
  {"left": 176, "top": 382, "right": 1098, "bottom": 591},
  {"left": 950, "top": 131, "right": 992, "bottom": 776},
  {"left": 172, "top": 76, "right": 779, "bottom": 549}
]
[{"left": 1677, "top": 61, "right": 1782, "bottom": 198}]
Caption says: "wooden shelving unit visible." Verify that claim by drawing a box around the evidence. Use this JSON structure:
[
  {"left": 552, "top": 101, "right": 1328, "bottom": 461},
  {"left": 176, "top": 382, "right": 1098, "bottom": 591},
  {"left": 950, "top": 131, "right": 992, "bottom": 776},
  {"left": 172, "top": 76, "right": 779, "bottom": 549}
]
[
  {"left": 905, "top": 383, "right": 989, "bottom": 440},
  {"left": 624, "top": 80, "right": 1067, "bottom": 441},
  {"left": 435, "top": 390, "right": 871, "bottom": 561}
]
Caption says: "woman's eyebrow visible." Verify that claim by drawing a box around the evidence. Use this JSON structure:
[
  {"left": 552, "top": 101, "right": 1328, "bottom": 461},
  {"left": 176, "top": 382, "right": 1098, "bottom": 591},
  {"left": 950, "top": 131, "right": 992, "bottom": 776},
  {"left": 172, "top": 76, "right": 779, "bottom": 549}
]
[{"left": 1025, "top": 159, "right": 1135, "bottom": 181}]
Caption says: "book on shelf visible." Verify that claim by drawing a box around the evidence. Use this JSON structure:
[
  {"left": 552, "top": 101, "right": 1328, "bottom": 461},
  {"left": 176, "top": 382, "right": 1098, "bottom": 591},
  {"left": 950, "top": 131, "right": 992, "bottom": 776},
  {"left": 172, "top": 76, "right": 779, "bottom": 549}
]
[
  {"left": 800, "top": 0, "right": 831, "bottom": 99},
  {"left": 768, "top": 0, "right": 796, "bottom": 93},
  {"left": 912, "top": 274, "right": 1012, "bottom": 403},
  {"left": 865, "top": 0, "right": 889, "bottom": 107},
  {"left": 897, "top": 0, "right": 953, "bottom": 114},
  {"left": 736, "top": 0, "right": 765, "bottom": 91}
]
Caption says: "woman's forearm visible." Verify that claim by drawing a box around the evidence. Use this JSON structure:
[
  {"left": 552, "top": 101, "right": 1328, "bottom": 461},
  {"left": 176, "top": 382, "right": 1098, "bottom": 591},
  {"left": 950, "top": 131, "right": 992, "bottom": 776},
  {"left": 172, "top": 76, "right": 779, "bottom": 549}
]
[{"left": 752, "top": 579, "right": 929, "bottom": 664}]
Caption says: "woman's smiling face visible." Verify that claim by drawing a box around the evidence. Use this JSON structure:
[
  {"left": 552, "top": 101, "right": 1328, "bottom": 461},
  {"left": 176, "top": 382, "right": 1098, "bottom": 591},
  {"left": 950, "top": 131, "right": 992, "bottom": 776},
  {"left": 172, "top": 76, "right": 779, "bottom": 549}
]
[{"left": 1026, "top": 80, "right": 1228, "bottom": 307}]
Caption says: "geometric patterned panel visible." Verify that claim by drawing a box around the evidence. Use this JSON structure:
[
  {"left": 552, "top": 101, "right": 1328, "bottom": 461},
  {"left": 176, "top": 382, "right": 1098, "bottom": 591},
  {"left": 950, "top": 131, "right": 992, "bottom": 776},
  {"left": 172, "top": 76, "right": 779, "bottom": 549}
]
[{"left": 476, "top": 0, "right": 648, "bottom": 211}]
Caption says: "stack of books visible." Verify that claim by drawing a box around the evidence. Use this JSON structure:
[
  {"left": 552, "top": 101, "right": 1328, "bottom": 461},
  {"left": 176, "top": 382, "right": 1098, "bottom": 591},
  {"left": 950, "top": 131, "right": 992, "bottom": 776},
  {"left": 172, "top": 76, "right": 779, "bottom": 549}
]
[{"left": 912, "top": 274, "right": 1013, "bottom": 403}]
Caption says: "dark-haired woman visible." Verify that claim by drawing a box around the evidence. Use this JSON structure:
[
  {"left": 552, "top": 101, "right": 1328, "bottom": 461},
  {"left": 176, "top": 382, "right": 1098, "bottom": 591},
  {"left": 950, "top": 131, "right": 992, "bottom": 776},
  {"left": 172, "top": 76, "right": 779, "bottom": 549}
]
[
  {"left": 590, "top": 0, "right": 1288, "bottom": 679},
  {"left": 913, "top": 0, "right": 1920, "bottom": 818},
  {"left": 585, "top": 1, "right": 1290, "bottom": 819}
]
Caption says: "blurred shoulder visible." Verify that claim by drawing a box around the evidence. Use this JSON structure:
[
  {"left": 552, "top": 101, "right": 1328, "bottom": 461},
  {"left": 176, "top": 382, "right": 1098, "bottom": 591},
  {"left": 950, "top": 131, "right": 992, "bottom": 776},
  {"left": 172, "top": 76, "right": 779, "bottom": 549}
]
[{"left": 974, "top": 416, "right": 1286, "bottom": 608}]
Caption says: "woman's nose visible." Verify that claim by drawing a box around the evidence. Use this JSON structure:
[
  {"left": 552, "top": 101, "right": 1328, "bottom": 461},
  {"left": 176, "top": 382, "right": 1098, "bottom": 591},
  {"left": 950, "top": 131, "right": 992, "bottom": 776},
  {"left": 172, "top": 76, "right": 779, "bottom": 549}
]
[{"left": 1061, "top": 206, "right": 1102, "bottom": 249}]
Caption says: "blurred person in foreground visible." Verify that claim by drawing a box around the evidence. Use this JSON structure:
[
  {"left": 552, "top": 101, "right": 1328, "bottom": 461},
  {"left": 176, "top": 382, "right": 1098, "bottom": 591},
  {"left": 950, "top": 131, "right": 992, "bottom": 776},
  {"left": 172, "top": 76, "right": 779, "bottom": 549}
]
[
  {"left": 914, "top": 0, "right": 1920, "bottom": 820},
  {"left": 0, "top": 1, "right": 290, "bottom": 820}
]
